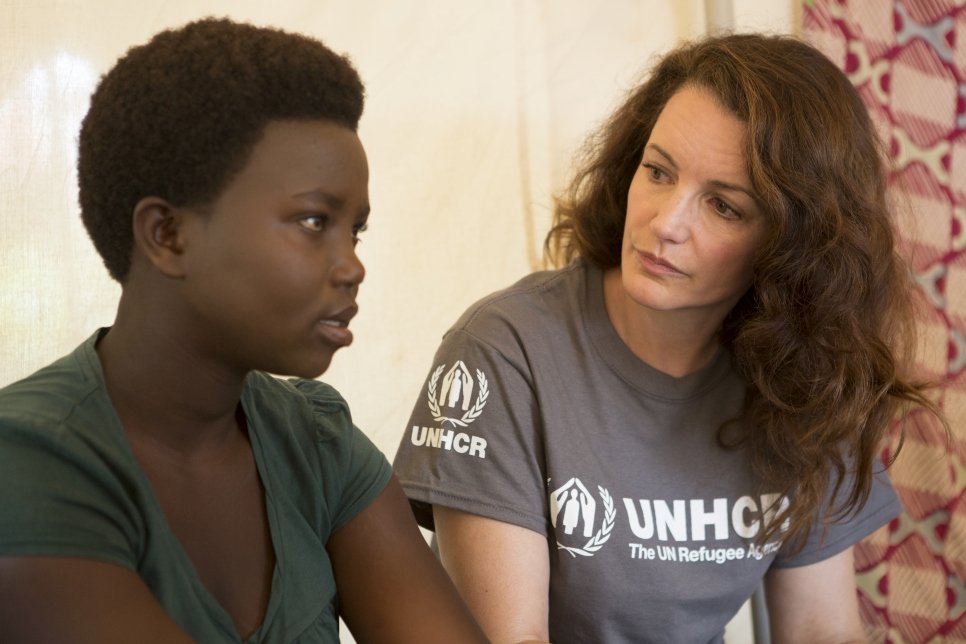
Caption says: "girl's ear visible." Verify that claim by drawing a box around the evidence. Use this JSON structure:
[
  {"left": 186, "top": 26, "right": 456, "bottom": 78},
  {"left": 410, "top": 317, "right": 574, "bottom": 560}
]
[{"left": 131, "top": 197, "right": 190, "bottom": 278}]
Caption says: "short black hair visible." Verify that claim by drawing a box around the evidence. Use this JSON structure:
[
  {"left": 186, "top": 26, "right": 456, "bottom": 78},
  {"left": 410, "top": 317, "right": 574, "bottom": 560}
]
[{"left": 78, "top": 17, "right": 365, "bottom": 282}]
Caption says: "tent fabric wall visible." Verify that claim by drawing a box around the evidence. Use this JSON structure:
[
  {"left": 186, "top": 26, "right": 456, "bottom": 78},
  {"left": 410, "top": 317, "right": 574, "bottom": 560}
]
[
  {"left": 0, "top": 0, "right": 792, "bottom": 458},
  {"left": 804, "top": 1, "right": 966, "bottom": 641},
  {"left": 16, "top": 2, "right": 962, "bottom": 642},
  {"left": 3, "top": 3, "right": 855, "bottom": 642}
]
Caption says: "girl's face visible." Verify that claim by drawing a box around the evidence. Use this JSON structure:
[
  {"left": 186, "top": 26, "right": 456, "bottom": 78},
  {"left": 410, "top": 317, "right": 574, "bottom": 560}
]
[
  {"left": 178, "top": 119, "right": 370, "bottom": 379},
  {"left": 619, "top": 85, "right": 764, "bottom": 324}
]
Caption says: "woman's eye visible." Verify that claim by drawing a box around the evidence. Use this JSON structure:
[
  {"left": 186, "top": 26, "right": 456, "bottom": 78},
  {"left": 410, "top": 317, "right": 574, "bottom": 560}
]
[
  {"left": 299, "top": 215, "right": 328, "bottom": 232},
  {"left": 711, "top": 198, "right": 740, "bottom": 220},
  {"left": 642, "top": 163, "right": 668, "bottom": 182}
]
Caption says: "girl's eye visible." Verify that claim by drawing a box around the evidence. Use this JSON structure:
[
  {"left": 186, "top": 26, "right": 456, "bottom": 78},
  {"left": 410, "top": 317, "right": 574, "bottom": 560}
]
[
  {"left": 352, "top": 222, "right": 368, "bottom": 247},
  {"left": 710, "top": 197, "right": 741, "bottom": 220},
  {"left": 299, "top": 215, "right": 328, "bottom": 232}
]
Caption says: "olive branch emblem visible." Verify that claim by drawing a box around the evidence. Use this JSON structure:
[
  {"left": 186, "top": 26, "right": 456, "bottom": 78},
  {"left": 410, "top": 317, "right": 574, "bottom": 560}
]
[
  {"left": 558, "top": 486, "right": 616, "bottom": 557},
  {"left": 427, "top": 364, "right": 489, "bottom": 427}
]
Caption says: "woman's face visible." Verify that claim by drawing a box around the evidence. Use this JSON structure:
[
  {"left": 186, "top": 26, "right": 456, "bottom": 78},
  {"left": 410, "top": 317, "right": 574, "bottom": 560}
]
[
  {"left": 619, "top": 85, "right": 764, "bottom": 324},
  {"left": 178, "top": 119, "right": 370, "bottom": 379}
]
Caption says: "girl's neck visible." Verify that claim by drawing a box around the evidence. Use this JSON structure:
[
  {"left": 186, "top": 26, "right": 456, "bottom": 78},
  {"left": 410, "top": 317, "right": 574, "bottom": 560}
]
[{"left": 96, "top": 292, "right": 247, "bottom": 457}]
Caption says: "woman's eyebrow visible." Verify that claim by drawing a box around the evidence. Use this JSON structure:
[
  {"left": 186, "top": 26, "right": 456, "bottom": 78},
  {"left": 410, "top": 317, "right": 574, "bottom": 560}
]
[
  {"left": 648, "top": 143, "right": 757, "bottom": 201},
  {"left": 647, "top": 143, "right": 678, "bottom": 170}
]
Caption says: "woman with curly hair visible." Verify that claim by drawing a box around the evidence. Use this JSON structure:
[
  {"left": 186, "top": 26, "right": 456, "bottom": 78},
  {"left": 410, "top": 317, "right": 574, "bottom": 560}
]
[
  {"left": 0, "top": 18, "right": 487, "bottom": 643},
  {"left": 393, "top": 33, "right": 940, "bottom": 643}
]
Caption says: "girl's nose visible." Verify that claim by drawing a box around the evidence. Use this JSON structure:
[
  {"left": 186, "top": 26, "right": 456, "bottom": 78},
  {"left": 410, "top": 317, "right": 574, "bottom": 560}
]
[{"left": 332, "top": 242, "right": 365, "bottom": 289}]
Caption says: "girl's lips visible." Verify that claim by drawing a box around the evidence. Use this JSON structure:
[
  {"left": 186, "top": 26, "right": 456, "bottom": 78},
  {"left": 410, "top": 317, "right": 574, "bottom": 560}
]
[
  {"left": 637, "top": 250, "right": 686, "bottom": 276},
  {"left": 317, "top": 305, "right": 357, "bottom": 347},
  {"left": 318, "top": 319, "right": 353, "bottom": 347}
]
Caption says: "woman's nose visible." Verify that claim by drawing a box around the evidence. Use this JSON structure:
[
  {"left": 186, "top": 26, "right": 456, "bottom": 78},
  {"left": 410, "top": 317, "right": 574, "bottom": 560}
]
[{"left": 649, "top": 190, "right": 692, "bottom": 244}]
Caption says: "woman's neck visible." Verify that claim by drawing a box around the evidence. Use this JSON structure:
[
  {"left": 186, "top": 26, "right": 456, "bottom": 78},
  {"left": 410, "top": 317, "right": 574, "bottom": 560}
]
[{"left": 601, "top": 267, "right": 724, "bottom": 378}]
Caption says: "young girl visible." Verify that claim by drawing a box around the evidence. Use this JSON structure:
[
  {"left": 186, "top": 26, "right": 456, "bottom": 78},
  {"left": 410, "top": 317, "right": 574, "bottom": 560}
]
[
  {"left": 0, "top": 18, "right": 487, "bottom": 643},
  {"left": 393, "top": 33, "right": 940, "bottom": 643}
]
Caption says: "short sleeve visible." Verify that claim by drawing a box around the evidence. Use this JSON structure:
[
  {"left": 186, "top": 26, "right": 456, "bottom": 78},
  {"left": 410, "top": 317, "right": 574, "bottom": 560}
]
[
  {"left": 772, "top": 468, "right": 903, "bottom": 568},
  {"left": 0, "top": 416, "right": 141, "bottom": 569},
  {"left": 327, "top": 423, "right": 393, "bottom": 532},
  {"left": 393, "top": 326, "right": 550, "bottom": 536},
  {"left": 291, "top": 379, "right": 393, "bottom": 534}
]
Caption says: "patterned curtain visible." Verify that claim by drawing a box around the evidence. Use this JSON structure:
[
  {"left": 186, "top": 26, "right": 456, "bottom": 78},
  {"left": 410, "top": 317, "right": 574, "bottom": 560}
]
[{"left": 803, "top": 1, "right": 965, "bottom": 641}]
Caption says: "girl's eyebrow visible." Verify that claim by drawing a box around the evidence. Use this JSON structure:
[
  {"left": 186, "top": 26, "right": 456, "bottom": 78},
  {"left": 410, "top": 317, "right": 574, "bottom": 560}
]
[
  {"left": 293, "top": 189, "right": 371, "bottom": 217},
  {"left": 293, "top": 189, "right": 343, "bottom": 208}
]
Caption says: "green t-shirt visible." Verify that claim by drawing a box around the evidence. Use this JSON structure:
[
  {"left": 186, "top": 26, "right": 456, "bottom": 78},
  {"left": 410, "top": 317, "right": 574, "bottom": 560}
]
[{"left": 0, "top": 331, "right": 393, "bottom": 643}]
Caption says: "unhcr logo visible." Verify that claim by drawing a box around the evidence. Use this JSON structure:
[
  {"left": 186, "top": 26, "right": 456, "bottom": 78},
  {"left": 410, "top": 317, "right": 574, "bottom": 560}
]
[
  {"left": 549, "top": 477, "right": 616, "bottom": 557},
  {"left": 427, "top": 361, "right": 489, "bottom": 427},
  {"left": 410, "top": 361, "right": 490, "bottom": 460}
]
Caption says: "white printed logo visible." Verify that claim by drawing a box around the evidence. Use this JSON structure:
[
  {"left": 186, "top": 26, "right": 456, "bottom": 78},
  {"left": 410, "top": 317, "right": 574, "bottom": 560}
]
[
  {"left": 549, "top": 477, "right": 616, "bottom": 557},
  {"left": 427, "top": 361, "right": 489, "bottom": 428}
]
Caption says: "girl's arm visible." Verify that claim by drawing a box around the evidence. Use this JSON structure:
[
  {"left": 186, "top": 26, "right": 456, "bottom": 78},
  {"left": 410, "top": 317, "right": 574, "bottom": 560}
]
[
  {"left": 327, "top": 476, "right": 490, "bottom": 644},
  {"left": 0, "top": 556, "right": 196, "bottom": 643}
]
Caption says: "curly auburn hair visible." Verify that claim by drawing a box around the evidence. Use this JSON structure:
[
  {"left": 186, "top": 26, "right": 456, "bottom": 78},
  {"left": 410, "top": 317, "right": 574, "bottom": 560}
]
[
  {"left": 546, "top": 33, "right": 941, "bottom": 549},
  {"left": 78, "top": 17, "right": 365, "bottom": 282}
]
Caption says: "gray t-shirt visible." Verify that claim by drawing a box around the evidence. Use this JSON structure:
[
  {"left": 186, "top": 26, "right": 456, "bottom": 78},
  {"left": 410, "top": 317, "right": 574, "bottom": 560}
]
[{"left": 393, "top": 262, "right": 902, "bottom": 644}]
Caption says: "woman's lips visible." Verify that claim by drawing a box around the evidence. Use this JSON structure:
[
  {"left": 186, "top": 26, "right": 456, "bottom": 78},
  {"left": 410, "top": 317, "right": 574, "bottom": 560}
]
[{"left": 637, "top": 250, "right": 686, "bottom": 276}]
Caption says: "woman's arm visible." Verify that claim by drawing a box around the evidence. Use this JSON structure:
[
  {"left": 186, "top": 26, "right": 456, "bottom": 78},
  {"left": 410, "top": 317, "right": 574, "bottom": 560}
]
[
  {"left": 0, "top": 556, "right": 196, "bottom": 643},
  {"left": 327, "top": 476, "right": 489, "bottom": 644},
  {"left": 764, "top": 546, "right": 866, "bottom": 644},
  {"left": 434, "top": 505, "right": 551, "bottom": 644}
]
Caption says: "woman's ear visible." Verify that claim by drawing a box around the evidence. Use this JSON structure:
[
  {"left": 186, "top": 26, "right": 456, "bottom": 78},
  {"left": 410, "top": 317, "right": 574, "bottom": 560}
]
[{"left": 131, "top": 197, "right": 190, "bottom": 278}]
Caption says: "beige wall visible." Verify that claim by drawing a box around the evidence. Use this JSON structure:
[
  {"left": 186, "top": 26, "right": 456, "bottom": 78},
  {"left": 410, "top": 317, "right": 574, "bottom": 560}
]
[{"left": 1, "top": 1, "right": 794, "bottom": 641}]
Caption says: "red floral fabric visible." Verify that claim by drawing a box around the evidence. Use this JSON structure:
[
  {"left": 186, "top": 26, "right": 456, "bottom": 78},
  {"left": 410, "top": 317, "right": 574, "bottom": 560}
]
[{"left": 803, "top": 1, "right": 966, "bottom": 641}]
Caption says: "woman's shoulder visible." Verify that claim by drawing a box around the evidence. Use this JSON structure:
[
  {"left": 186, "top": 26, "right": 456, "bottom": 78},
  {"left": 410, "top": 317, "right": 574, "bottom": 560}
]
[{"left": 452, "top": 262, "right": 592, "bottom": 335}]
